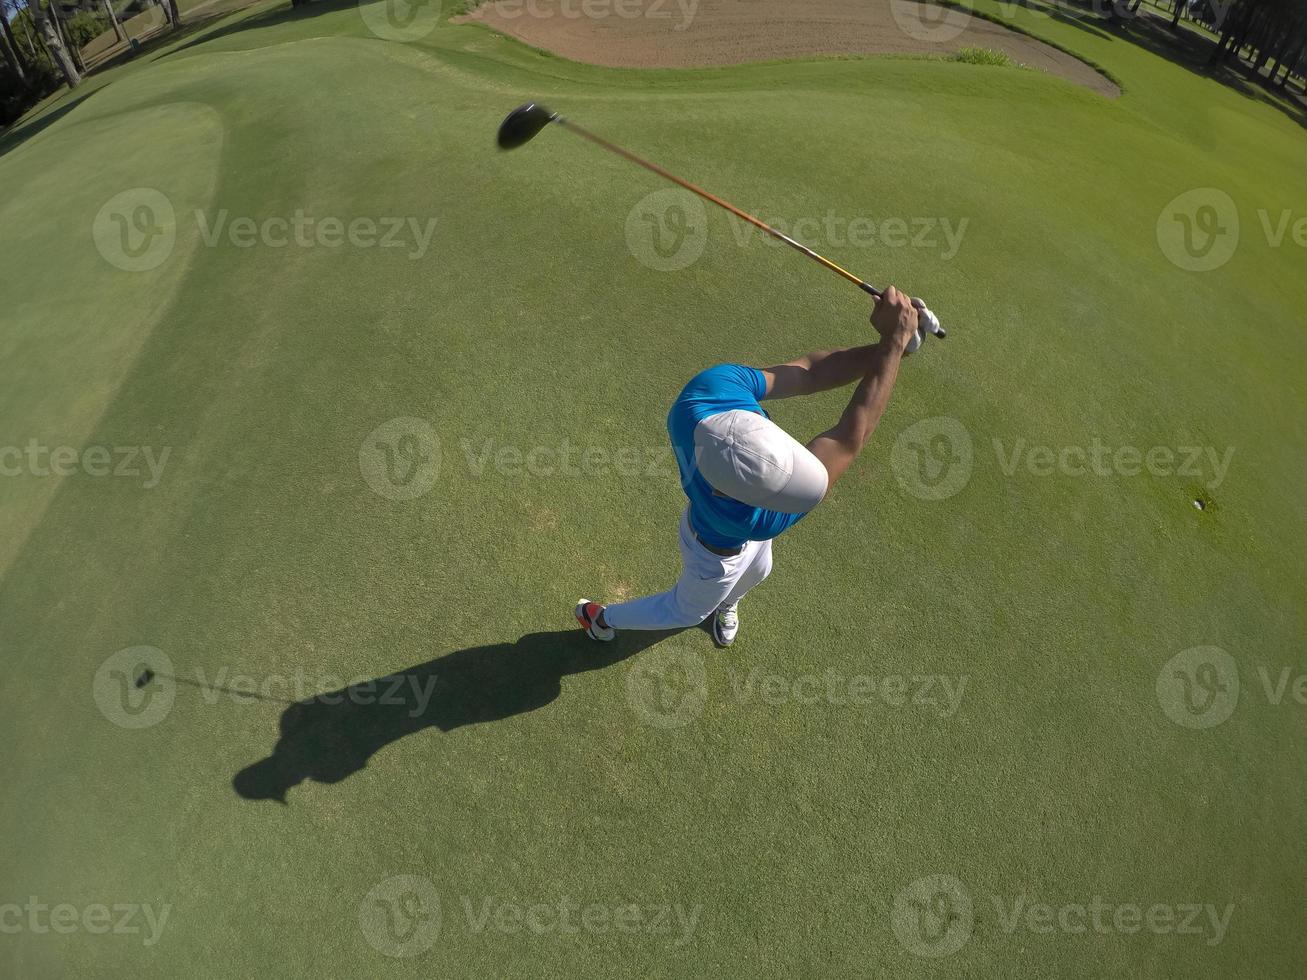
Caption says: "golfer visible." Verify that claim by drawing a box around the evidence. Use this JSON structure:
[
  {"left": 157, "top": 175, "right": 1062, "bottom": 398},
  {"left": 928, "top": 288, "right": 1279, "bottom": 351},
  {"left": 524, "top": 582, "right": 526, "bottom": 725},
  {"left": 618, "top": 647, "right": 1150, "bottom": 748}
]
[{"left": 576, "top": 287, "right": 919, "bottom": 647}]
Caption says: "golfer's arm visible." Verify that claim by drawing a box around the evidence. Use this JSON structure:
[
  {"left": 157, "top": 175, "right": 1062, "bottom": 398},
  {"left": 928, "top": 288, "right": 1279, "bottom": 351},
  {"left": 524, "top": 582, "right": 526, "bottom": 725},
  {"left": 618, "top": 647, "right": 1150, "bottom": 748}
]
[
  {"left": 759, "top": 344, "right": 877, "bottom": 400},
  {"left": 805, "top": 339, "right": 907, "bottom": 487}
]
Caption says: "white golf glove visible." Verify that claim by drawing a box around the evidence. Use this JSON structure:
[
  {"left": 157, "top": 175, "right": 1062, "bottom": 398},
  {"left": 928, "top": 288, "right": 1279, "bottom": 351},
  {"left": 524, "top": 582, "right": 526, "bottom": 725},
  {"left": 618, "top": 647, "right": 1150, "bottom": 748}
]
[{"left": 903, "top": 298, "right": 946, "bottom": 355}]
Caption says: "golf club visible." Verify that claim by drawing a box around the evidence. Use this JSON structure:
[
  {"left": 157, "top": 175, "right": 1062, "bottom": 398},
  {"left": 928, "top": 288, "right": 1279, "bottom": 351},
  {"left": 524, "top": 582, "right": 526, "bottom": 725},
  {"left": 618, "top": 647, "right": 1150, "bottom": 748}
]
[{"left": 497, "top": 102, "right": 946, "bottom": 347}]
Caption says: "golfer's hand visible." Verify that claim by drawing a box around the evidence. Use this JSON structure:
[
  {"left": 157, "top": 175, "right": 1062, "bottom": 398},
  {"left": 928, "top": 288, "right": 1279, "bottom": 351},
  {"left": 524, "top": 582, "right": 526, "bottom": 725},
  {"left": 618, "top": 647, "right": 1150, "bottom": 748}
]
[{"left": 870, "top": 286, "right": 918, "bottom": 350}]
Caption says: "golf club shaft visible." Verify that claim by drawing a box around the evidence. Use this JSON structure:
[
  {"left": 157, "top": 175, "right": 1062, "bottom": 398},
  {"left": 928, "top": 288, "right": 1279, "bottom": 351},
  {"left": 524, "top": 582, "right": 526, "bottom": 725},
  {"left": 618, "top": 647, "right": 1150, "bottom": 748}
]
[{"left": 555, "top": 117, "right": 882, "bottom": 299}]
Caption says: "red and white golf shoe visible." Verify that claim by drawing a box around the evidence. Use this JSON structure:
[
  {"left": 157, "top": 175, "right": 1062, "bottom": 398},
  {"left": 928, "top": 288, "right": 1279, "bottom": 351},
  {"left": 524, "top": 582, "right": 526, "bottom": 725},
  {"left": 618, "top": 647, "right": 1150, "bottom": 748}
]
[{"left": 574, "top": 599, "right": 615, "bottom": 642}]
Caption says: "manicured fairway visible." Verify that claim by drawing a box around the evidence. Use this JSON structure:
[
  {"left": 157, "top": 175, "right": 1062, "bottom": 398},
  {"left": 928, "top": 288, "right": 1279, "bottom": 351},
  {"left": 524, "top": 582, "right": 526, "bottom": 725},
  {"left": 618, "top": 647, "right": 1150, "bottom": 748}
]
[{"left": 1, "top": 1, "right": 1304, "bottom": 976}]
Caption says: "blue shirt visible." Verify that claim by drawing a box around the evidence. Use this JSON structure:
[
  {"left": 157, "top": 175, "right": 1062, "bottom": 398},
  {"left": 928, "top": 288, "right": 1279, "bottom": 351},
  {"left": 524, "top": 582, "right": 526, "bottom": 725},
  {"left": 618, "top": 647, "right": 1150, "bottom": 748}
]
[{"left": 667, "top": 364, "right": 809, "bottom": 549}]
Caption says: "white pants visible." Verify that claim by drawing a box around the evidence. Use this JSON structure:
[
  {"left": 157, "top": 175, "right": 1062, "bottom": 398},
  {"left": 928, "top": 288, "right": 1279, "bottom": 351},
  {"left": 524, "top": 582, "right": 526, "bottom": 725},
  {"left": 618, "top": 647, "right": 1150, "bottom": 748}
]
[{"left": 604, "top": 508, "right": 774, "bottom": 630}]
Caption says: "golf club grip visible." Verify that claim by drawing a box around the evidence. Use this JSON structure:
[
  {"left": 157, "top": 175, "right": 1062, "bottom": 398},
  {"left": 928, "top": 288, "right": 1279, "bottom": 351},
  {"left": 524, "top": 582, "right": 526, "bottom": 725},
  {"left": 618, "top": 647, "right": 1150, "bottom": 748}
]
[{"left": 556, "top": 117, "right": 881, "bottom": 298}]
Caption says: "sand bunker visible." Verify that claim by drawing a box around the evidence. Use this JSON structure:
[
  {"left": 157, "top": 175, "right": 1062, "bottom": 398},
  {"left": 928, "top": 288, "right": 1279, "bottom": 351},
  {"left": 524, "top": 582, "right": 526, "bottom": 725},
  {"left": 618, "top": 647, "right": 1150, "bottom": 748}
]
[{"left": 460, "top": 0, "right": 1119, "bottom": 97}]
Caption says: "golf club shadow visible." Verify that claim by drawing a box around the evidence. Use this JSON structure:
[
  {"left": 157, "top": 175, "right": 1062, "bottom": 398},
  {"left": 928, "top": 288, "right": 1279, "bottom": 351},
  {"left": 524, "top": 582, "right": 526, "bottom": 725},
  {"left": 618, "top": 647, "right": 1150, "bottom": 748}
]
[{"left": 232, "top": 627, "right": 679, "bottom": 803}]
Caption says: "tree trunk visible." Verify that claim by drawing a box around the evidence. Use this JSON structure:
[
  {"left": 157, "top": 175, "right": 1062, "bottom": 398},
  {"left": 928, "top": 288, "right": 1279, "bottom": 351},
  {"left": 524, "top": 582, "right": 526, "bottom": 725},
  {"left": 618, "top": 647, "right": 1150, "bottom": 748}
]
[
  {"left": 1, "top": 31, "right": 26, "bottom": 82},
  {"left": 1209, "top": 29, "right": 1232, "bottom": 63},
  {"left": 1248, "top": 11, "right": 1291, "bottom": 78},
  {"left": 1, "top": 10, "right": 28, "bottom": 81},
  {"left": 102, "top": 0, "right": 126, "bottom": 43},
  {"left": 1212, "top": 1, "right": 1255, "bottom": 65},
  {"left": 1208, "top": 1, "right": 1242, "bottom": 63},
  {"left": 1277, "top": 42, "right": 1304, "bottom": 86},
  {"left": 14, "top": 14, "right": 39, "bottom": 61},
  {"left": 28, "top": 0, "right": 80, "bottom": 86},
  {"left": 1170, "top": 0, "right": 1184, "bottom": 29},
  {"left": 48, "top": 0, "right": 85, "bottom": 73},
  {"left": 1264, "top": 29, "right": 1301, "bottom": 85}
]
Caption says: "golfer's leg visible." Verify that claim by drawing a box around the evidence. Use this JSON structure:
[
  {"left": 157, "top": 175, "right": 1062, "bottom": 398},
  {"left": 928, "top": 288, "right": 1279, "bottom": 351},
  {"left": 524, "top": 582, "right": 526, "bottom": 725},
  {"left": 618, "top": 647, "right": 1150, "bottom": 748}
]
[
  {"left": 721, "top": 538, "right": 773, "bottom": 608},
  {"left": 603, "top": 512, "right": 743, "bottom": 630},
  {"left": 602, "top": 572, "right": 732, "bottom": 630}
]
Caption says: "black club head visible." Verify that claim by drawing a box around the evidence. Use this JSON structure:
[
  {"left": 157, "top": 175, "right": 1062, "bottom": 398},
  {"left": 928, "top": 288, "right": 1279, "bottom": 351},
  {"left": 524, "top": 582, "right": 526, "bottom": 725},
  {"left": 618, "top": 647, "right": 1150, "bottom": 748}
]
[
  {"left": 497, "top": 102, "right": 557, "bottom": 150},
  {"left": 135, "top": 669, "right": 155, "bottom": 689}
]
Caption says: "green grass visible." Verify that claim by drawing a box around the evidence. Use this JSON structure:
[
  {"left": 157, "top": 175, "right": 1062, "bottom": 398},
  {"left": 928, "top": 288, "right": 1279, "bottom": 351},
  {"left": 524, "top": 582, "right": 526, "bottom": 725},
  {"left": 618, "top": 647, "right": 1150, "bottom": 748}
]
[
  {"left": 1, "top": 1, "right": 1305, "bottom": 977},
  {"left": 950, "top": 45, "right": 1023, "bottom": 67}
]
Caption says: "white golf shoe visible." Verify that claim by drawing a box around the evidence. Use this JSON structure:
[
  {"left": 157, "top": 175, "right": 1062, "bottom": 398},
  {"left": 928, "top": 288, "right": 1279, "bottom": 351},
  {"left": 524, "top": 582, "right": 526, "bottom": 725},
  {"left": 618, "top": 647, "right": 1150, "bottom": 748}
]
[{"left": 712, "top": 602, "right": 739, "bottom": 648}]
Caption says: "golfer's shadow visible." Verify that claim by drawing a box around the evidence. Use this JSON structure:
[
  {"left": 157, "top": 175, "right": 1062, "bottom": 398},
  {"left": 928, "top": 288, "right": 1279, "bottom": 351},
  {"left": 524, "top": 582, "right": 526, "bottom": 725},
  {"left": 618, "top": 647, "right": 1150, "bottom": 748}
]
[{"left": 233, "top": 629, "right": 675, "bottom": 802}]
